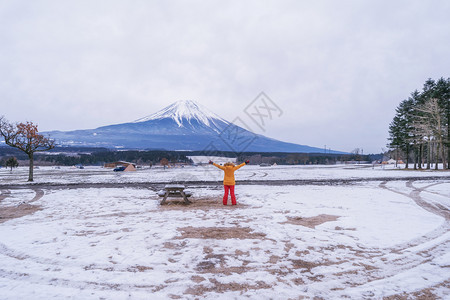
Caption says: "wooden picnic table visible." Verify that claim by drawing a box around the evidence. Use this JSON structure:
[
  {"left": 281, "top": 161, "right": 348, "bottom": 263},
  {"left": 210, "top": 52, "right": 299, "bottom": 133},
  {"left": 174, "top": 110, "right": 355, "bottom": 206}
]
[{"left": 158, "top": 184, "right": 192, "bottom": 205}]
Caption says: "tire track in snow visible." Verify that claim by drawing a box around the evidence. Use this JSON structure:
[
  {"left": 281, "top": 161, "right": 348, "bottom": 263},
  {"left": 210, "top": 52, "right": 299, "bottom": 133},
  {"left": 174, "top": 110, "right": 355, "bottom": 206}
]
[
  {"left": 246, "top": 171, "right": 268, "bottom": 179},
  {"left": 29, "top": 188, "right": 45, "bottom": 203},
  {"left": 306, "top": 180, "right": 449, "bottom": 296},
  {"left": 0, "top": 268, "right": 162, "bottom": 293},
  {"left": 0, "top": 241, "right": 162, "bottom": 275},
  {"left": 406, "top": 181, "right": 450, "bottom": 220},
  {"left": 333, "top": 180, "right": 450, "bottom": 296},
  {"left": 378, "top": 180, "right": 449, "bottom": 253},
  {"left": 0, "top": 188, "right": 43, "bottom": 205}
]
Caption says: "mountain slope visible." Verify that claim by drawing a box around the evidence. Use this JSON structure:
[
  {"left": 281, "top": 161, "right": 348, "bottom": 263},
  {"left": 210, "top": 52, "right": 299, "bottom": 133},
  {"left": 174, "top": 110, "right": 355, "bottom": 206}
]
[{"left": 47, "top": 100, "right": 343, "bottom": 153}]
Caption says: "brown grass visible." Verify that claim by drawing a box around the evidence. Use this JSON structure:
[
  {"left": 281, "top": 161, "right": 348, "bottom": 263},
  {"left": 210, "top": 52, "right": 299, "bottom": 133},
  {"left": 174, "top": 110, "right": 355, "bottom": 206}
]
[
  {"left": 159, "top": 196, "right": 250, "bottom": 211},
  {"left": 176, "top": 226, "right": 266, "bottom": 240},
  {"left": 282, "top": 214, "right": 340, "bottom": 228},
  {"left": 185, "top": 278, "right": 272, "bottom": 296}
]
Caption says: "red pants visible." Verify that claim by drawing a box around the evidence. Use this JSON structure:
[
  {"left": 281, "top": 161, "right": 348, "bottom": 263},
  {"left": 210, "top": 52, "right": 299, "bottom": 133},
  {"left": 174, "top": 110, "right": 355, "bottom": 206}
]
[{"left": 223, "top": 185, "right": 236, "bottom": 205}]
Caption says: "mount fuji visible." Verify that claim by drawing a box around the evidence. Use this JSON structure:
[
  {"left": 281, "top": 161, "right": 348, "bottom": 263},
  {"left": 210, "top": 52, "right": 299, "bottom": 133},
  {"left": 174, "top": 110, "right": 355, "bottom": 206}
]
[{"left": 47, "top": 100, "right": 341, "bottom": 153}]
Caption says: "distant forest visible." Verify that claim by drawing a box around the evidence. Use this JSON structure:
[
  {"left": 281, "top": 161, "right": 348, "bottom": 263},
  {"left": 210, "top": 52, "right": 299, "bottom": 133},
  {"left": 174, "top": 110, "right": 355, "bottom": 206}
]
[{"left": 0, "top": 146, "right": 375, "bottom": 167}]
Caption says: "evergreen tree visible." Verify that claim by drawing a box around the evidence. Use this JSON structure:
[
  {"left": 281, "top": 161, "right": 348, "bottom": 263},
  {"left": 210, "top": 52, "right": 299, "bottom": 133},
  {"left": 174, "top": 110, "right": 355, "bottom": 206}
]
[
  {"left": 432, "top": 78, "right": 450, "bottom": 168},
  {"left": 388, "top": 98, "right": 414, "bottom": 168},
  {"left": 388, "top": 77, "right": 449, "bottom": 170},
  {"left": 5, "top": 157, "right": 19, "bottom": 171}
]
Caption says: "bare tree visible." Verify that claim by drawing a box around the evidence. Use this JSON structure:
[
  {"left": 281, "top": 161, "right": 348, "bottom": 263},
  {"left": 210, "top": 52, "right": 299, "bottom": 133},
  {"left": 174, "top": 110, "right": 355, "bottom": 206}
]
[
  {"left": 411, "top": 112, "right": 431, "bottom": 169},
  {"left": 351, "top": 148, "right": 361, "bottom": 164},
  {"left": 0, "top": 117, "right": 55, "bottom": 181},
  {"left": 414, "top": 98, "right": 447, "bottom": 169}
]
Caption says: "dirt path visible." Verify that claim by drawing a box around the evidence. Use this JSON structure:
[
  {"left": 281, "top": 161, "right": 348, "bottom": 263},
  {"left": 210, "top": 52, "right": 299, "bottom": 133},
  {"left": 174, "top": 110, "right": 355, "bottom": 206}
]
[{"left": 0, "top": 187, "right": 45, "bottom": 224}]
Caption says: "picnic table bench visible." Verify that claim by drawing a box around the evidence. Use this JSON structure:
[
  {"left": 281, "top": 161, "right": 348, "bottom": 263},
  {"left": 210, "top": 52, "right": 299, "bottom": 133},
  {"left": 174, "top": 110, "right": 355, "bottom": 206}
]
[{"left": 158, "top": 184, "right": 192, "bottom": 205}]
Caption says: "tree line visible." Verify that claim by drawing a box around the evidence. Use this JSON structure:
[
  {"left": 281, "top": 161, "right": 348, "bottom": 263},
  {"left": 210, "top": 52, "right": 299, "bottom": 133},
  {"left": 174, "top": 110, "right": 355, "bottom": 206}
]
[
  {"left": 0, "top": 147, "right": 193, "bottom": 166},
  {"left": 1, "top": 146, "right": 368, "bottom": 167},
  {"left": 41, "top": 150, "right": 193, "bottom": 166},
  {"left": 237, "top": 152, "right": 373, "bottom": 165},
  {"left": 388, "top": 77, "right": 449, "bottom": 169}
]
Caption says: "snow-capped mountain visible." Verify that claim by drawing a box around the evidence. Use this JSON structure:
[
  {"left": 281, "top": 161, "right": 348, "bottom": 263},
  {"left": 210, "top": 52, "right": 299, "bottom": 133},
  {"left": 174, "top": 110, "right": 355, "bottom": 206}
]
[
  {"left": 134, "top": 100, "right": 228, "bottom": 134},
  {"left": 47, "top": 100, "right": 342, "bottom": 153}
]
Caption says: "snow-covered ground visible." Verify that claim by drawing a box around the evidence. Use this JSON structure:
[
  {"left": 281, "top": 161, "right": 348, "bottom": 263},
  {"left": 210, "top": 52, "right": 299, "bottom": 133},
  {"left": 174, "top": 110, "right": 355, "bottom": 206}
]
[
  {"left": 0, "top": 164, "right": 449, "bottom": 185},
  {"left": 0, "top": 165, "right": 449, "bottom": 299}
]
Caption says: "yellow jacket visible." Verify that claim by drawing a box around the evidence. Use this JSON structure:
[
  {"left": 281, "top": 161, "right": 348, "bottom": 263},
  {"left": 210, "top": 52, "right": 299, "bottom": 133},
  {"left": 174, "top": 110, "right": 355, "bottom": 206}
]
[{"left": 213, "top": 162, "right": 245, "bottom": 185}]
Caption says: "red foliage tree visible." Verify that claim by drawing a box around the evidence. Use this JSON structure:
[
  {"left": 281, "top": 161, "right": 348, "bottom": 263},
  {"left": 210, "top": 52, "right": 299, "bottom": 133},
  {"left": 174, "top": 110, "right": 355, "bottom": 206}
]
[
  {"left": 160, "top": 157, "right": 169, "bottom": 169},
  {"left": 0, "top": 117, "right": 55, "bottom": 181}
]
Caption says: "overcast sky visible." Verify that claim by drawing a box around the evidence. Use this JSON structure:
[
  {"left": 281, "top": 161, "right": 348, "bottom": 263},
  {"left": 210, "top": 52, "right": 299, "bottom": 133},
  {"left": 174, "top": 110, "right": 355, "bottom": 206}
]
[{"left": 1, "top": 0, "right": 449, "bottom": 153}]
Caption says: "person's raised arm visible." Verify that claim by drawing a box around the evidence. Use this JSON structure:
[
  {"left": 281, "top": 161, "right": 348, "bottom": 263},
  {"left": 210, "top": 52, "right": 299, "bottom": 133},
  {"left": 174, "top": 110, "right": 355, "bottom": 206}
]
[
  {"left": 233, "top": 160, "right": 249, "bottom": 171},
  {"left": 209, "top": 160, "right": 225, "bottom": 170}
]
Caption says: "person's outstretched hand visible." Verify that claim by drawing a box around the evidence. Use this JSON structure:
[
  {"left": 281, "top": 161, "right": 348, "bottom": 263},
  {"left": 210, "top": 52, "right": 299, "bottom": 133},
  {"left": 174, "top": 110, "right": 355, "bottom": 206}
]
[
  {"left": 208, "top": 160, "right": 213, "bottom": 164},
  {"left": 245, "top": 160, "right": 250, "bottom": 164}
]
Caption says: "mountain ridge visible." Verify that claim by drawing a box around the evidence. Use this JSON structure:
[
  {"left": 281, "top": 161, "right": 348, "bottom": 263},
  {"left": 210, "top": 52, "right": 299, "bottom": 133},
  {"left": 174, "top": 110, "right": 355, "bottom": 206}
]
[{"left": 46, "top": 100, "right": 345, "bottom": 154}]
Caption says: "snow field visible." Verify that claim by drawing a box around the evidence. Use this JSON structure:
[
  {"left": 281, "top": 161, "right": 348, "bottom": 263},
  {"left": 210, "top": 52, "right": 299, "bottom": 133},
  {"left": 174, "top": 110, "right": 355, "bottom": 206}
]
[
  {"left": 0, "top": 170, "right": 448, "bottom": 299},
  {"left": 1, "top": 164, "right": 449, "bottom": 185}
]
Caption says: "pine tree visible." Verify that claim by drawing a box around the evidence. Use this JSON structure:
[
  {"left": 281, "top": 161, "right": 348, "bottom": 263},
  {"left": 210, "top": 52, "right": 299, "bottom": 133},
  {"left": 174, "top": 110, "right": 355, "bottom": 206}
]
[
  {"left": 388, "top": 98, "right": 415, "bottom": 168},
  {"left": 388, "top": 77, "right": 449, "bottom": 170},
  {"left": 5, "top": 157, "right": 19, "bottom": 171}
]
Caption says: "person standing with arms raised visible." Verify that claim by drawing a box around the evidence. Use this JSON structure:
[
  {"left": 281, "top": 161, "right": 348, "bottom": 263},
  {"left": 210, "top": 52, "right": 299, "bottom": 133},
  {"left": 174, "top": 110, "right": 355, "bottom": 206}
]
[{"left": 209, "top": 160, "right": 249, "bottom": 205}]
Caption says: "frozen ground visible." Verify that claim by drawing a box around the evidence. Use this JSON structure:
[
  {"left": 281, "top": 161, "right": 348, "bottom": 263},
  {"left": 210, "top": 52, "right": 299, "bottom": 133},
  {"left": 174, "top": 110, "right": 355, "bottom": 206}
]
[
  {"left": 0, "top": 164, "right": 449, "bottom": 186},
  {"left": 0, "top": 165, "right": 449, "bottom": 299}
]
